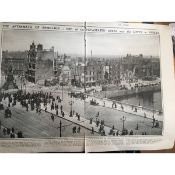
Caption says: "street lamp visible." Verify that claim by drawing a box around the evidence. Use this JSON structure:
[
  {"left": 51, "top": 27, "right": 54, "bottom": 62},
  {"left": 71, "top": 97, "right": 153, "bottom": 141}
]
[
  {"left": 120, "top": 116, "right": 126, "bottom": 132},
  {"left": 59, "top": 120, "right": 62, "bottom": 137},
  {"left": 152, "top": 97, "right": 155, "bottom": 118},
  {"left": 69, "top": 98, "right": 74, "bottom": 117},
  {"left": 62, "top": 84, "right": 63, "bottom": 101}
]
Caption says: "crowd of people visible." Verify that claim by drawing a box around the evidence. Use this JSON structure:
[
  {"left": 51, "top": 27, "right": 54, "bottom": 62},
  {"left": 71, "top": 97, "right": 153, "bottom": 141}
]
[
  {"left": 0, "top": 90, "right": 84, "bottom": 137},
  {"left": 0, "top": 89, "right": 160, "bottom": 138}
]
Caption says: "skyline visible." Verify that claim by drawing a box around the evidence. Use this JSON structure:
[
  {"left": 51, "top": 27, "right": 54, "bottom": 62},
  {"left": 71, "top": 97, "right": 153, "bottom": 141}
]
[{"left": 2, "top": 29, "right": 160, "bottom": 57}]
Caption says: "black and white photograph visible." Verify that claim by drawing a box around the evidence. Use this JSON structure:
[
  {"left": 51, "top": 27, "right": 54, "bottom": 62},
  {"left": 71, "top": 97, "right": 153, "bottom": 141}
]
[
  {"left": 0, "top": 23, "right": 163, "bottom": 140},
  {"left": 0, "top": 25, "right": 90, "bottom": 138},
  {"left": 84, "top": 29, "right": 163, "bottom": 136}
]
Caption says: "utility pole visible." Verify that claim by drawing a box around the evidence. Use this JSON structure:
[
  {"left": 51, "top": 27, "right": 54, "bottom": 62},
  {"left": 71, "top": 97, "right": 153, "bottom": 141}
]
[
  {"left": 152, "top": 97, "right": 154, "bottom": 118},
  {"left": 60, "top": 120, "right": 62, "bottom": 137},
  {"left": 62, "top": 84, "right": 63, "bottom": 101},
  {"left": 84, "top": 21, "right": 86, "bottom": 92},
  {"left": 91, "top": 50, "right": 92, "bottom": 60}
]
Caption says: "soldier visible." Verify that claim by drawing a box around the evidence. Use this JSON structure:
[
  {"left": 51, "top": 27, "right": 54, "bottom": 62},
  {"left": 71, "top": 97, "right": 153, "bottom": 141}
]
[
  {"left": 26, "top": 103, "right": 29, "bottom": 111},
  {"left": 5, "top": 108, "right": 12, "bottom": 118},
  {"left": 115, "top": 103, "right": 117, "bottom": 108},
  {"left": 129, "top": 130, "right": 134, "bottom": 135},
  {"left": 90, "top": 118, "right": 93, "bottom": 124},
  {"left": 39, "top": 108, "right": 42, "bottom": 115},
  {"left": 72, "top": 126, "right": 76, "bottom": 134},
  {"left": 77, "top": 126, "right": 81, "bottom": 133},
  {"left": 7, "top": 128, "right": 11, "bottom": 135},
  {"left": 77, "top": 114, "right": 80, "bottom": 121},
  {"left": 3, "top": 128, "right": 7, "bottom": 135},
  {"left": 10, "top": 133, "right": 15, "bottom": 138},
  {"left": 51, "top": 102, "right": 54, "bottom": 110},
  {"left": 112, "top": 101, "right": 115, "bottom": 108},
  {"left": 121, "top": 105, "right": 124, "bottom": 111},
  {"left": 101, "top": 130, "right": 105, "bottom": 136},
  {"left": 152, "top": 116, "right": 155, "bottom": 128},
  {"left": 103, "top": 101, "right": 105, "bottom": 107},
  {"left": 131, "top": 105, "right": 134, "bottom": 110},
  {"left": 17, "top": 131, "right": 23, "bottom": 138},
  {"left": 56, "top": 109, "right": 58, "bottom": 116},
  {"left": 61, "top": 111, "right": 65, "bottom": 117},
  {"left": 51, "top": 114, "right": 54, "bottom": 122},
  {"left": 135, "top": 123, "right": 139, "bottom": 130},
  {"left": 11, "top": 127, "right": 15, "bottom": 133},
  {"left": 91, "top": 127, "right": 94, "bottom": 134},
  {"left": 36, "top": 107, "right": 38, "bottom": 113}
]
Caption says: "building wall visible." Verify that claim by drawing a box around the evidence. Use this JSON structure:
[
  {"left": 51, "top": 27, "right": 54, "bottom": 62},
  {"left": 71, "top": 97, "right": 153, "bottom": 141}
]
[
  {"left": 2, "top": 51, "right": 28, "bottom": 76},
  {"left": 26, "top": 42, "right": 55, "bottom": 84}
]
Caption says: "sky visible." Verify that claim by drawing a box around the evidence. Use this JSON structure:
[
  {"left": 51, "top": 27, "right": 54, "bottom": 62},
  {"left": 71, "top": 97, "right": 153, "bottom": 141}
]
[
  {"left": 2, "top": 29, "right": 160, "bottom": 57},
  {"left": 87, "top": 33, "right": 160, "bottom": 57},
  {"left": 2, "top": 30, "right": 84, "bottom": 56}
]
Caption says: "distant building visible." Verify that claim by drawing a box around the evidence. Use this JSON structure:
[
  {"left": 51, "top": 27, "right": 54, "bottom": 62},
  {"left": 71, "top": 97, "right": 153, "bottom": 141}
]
[
  {"left": 26, "top": 42, "right": 56, "bottom": 83},
  {"left": 70, "top": 60, "right": 104, "bottom": 87},
  {"left": 121, "top": 54, "right": 160, "bottom": 80},
  {"left": 1, "top": 51, "right": 28, "bottom": 76},
  {"left": 59, "top": 65, "right": 71, "bottom": 85}
]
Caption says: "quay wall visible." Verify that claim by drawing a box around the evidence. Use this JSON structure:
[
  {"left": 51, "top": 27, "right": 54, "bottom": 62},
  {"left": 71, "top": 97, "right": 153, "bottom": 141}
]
[{"left": 93, "top": 84, "right": 161, "bottom": 99}]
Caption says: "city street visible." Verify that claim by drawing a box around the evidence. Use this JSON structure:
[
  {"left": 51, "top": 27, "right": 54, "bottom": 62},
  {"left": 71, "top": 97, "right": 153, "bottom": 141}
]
[
  {"left": 0, "top": 77, "right": 163, "bottom": 137},
  {"left": 25, "top": 84, "right": 162, "bottom": 135},
  {"left": 0, "top": 98, "right": 95, "bottom": 138}
]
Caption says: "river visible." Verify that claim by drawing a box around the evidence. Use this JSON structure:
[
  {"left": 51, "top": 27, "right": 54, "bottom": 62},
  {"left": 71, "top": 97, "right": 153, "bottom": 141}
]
[{"left": 110, "top": 91, "right": 162, "bottom": 111}]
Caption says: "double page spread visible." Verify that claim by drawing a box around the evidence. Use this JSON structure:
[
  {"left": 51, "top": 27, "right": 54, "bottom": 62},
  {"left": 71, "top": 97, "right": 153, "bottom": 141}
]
[{"left": 0, "top": 22, "right": 175, "bottom": 152}]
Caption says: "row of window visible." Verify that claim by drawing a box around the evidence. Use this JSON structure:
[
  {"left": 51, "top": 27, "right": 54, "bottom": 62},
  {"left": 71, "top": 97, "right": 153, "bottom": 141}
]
[{"left": 29, "top": 63, "right": 35, "bottom": 69}]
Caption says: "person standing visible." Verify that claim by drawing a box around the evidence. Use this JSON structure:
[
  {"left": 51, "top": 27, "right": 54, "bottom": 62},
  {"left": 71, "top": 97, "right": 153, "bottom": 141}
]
[
  {"left": 77, "top": 126, "right": 81, "bottom": 133},
  {"left": 152, "top": 116, "right": 155, "bottom": 128},
  {"left": 56, "top": 109, "right": 58, "bottom": 116},
  {"left": 91, "top": 127, "right": 94, "bottom": 134},
  {"left": 51, "top": 114, "right": 54, "bottom": 122}
]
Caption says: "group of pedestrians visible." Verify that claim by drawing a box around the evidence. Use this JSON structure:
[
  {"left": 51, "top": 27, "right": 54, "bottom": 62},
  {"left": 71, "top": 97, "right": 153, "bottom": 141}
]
[
  {"left": 1, "top": 90, "right": 84, "bottom": 136},
  {"left": 0, "top": 120, "right": 23, "bottom": 138}
]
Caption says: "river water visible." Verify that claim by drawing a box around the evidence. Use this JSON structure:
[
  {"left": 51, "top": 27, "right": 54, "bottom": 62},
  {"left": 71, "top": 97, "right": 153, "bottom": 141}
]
[{"left": 111, "top": 91, "right": 162, "bottom": 111}]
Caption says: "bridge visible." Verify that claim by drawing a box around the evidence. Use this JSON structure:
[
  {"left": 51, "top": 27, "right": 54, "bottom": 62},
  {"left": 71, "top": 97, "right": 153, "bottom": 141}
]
[{"left": 85, "top": 94, "right": 163, "bottom": 122}]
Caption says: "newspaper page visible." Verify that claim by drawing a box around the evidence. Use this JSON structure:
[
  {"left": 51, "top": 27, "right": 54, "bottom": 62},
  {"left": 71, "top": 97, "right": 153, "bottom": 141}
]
[
  {"left": 0, "top": 22, "right": 175, "bottom": 153},
  {"left": 84, "top": 22, "right": 175, "bottom": 152},
  {"left": 0, "top": 22, "right": 86, "bottom": 152}
]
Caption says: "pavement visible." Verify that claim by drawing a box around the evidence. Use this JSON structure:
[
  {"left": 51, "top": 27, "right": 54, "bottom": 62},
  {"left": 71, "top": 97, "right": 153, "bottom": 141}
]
[
  {"left": 85, "top": 95, "right": 163, "bottom": 121},
  {"left": 0, "top": 79, "right": 163, "bottom": 136},
  {"left": 40, "top": 102, "right": 120, "bottom": 136},
  {"left": 28, "top": 84, "right": 163, "bottom": 135},
  {"left": 0, "top": 98, "right": 97, "bottom": 138}
]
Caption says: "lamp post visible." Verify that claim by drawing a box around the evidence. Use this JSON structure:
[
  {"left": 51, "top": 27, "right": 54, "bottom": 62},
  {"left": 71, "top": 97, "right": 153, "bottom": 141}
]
[
  {"left": 152, "top": 96, "right": 155, "bottom": 118},
  {"left": 120, "top": 116, "right": 126, "bottom": 132},
  {"left": 59, "top": 120, "right": 62, "bottom": 137},
  {"left": 62, "top": 84, "right": 63, "bottom": 101},
  {"left": 69, "top": 98, "right": 74, "bottom": 117}
]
